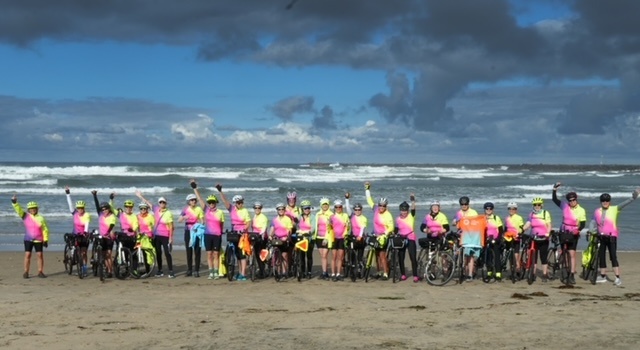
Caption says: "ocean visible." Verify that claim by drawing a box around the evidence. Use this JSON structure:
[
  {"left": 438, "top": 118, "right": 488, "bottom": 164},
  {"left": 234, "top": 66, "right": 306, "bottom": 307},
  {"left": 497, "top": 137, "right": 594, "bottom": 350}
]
[{"left": 2, "top": 162, "right": 640, "bottom": 251}]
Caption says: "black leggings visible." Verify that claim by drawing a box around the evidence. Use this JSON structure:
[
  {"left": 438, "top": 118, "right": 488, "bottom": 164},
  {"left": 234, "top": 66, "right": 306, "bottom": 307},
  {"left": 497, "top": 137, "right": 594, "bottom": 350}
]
[
  {"left": 598, "top": 236, "right": 619, "bottom": 268},
  {"left": 154, "top": 236, "right": 173, "bottom": 271},
  {"left": 533, "top": 240, "right": 549, "bottom": 265},
  {"left": 300, "top": 240, "right": 314, "bottom": 274},
  {"left": 486, "top": 241, "right": 503, "bottom": 272},
  {"left": 184, "top": 230, "right": 201, "bottom": 272},
  {"left": 398, "top": 240, "right": 417, "bottom": 277}
]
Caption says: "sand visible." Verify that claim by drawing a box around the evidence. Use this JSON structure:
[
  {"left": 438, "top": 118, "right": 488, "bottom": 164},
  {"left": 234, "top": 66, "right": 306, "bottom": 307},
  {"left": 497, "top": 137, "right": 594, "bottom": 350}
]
[{"left": 1, "top": 250, "right": 639, "bottom": 350}]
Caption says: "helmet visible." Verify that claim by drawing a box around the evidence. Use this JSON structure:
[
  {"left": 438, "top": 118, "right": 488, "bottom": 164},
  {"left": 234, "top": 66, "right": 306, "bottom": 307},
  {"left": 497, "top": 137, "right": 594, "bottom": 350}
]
[
  {"left": 124, "top": 200, "right": 134, "bottom": 207},
  {"left": 378, "top": 197, "right": 388, "bottom": 206},
  {"left": 483, "top": 202, "right": 494, "bottom": 210},
  {"left": 565, "top": 192, "right": 578, "bottom": 201},
  {"left": 232, "top": 195, "right": 244, "bottom": 203},
  {"left": 99, "top": 202, "right": 111, "bottom": 211},
  {"left": 253, "top": 201, "right": 263, "bottom": 209},
  {"left": 275, "top": 203, "right": 286, "bottom": 210},
  {"left": 206, "top": 195, "right": 218, "bottom": 203},
  {"left": 138, "top": 202, "right": 149, "bottom": 209},
  {"left": 353, "top": 203, "right": 363, "bottom": 210},
  {"left": 27, "top": 201, "right": 38, "bottom": 209},
  {"left": 531, "top": 197, "right": 544, "bottom": 205},
  {"left": 334, "top": 199, "right": 343, "bottom": 207},
  {"left": 399, "top": 201, "right": 410, "bottom": 211},
  {"left": 75, "top": 200, "right": 86, "bottom": 208},
  {"left": 459, "top": 196, "right": 470, "bottom": 205},
  {"left": 600, "top": 193, "right": 612, "bottom": 202},
  {"left": 186, "top": 194, "right": 197, "bottom": 202},
  {"left": 430, "top": 200, "right": 440, "bottom": 207},
  {"left": 286, "top": 192, "right": 297, "bottom": 199},
  {"left": 320, "top": 197, "right": 330, "bottom": 205},
  {"left": 507, "top": 202, "right": 518, "bottom": 209},
  {"left": 300, "top": 200, "right": 312, "bottom": 208},
  {"left": 157, "top": 197, "right": 167, "bottom": 203}
]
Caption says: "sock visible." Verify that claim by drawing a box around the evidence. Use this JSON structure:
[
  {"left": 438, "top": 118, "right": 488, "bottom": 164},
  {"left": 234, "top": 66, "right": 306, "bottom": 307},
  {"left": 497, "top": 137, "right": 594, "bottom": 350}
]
[
  {"left": 616, "top": 275, "right": 620, "bottom": 278},
  {"left": 209, "top": 268, "right": 214, "bottom": 274}
]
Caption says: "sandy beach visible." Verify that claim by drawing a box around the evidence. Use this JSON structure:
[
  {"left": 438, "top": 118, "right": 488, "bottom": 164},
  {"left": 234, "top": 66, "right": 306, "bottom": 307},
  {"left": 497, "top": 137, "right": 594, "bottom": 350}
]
[{"left": 1, "top": 250, "right": 639, "bottom": 350}]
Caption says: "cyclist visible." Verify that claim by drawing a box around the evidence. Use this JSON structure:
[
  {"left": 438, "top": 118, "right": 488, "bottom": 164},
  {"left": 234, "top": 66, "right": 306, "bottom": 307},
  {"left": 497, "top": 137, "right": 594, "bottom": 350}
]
[
  {"left": 330, "top": 199, "right": 351, "bottom": 281},
  {"left": 251, "top": 201, "right": 269, "bottom": 278},
  {"left": 64, "top": 186, "right": 91, "bottom": 276},
  {"left": 551, "top": 182, "right": 586, "bottom": 285},
  {"left": 137, "top": 202, "right": 155, "bottom": 239},
  {"left": 91, "top": 190, "right": 117, "bottom": 278},
  {"left": 285, "top": 191, "right": 301, "bottom": 228},
  {"left": 11, "top": 195, "right": 49, "bottom": 279},
  {"left": 113, "top": 196, "right": 140, "bottom": 252},
  {"left": 395, "top": 195, "right": 418, "bottom": 282},
  {"left": 136, "top": 191, "right": 175, "bottom": 278},
  {"left": 503, "top": 202, "right": 524, "bottom": 272},
  {"left": 297, "top": 199, "right": 315, "bottom": 278},
  {"left": 216, "top": 184, "right": 251, "bottom": 281},
  {"left": 453, "top": 196, "right": 478, "bottom": 226},
  {"left": 419, "top": 200, "right": 450, "bottom": 239},
  {"left": 191, "top": 180, "right": 225, "bottom": 280},
  {"left": 179, "top": 190, "right": 205, "bottom": 277},
  {"left": 522, "top": 197, "right": 552, "bottom": 281},
  {"left": 269, "top": 203, "right": 294, "bottom": 279},
  {"left": 314, "top": 197, "right": 334, "bottom": 280},
  {"left": 345, "top": 194, "right": 368, "bottom": 275},
  {"left": 483, "top": 202, "right": 504, "bottom": 281},
  {"left": 593, "top": 189, "right": 640, "bottom": 286},
  {"left": 364, "top": 181, "right": 393, "bottom": 280}
]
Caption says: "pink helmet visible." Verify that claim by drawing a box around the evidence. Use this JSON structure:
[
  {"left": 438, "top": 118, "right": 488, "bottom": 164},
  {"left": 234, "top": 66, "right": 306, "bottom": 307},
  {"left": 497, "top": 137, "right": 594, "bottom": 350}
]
[{"left": 287, "top": 191, "right": 297, "bottom": 200}]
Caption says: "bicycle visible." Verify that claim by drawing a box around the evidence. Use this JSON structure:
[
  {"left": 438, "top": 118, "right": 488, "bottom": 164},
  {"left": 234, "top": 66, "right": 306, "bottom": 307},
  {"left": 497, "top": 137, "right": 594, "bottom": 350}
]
[
  {"left": 501, "top": 235, "right": 520, "bottom": 284},
  {"left": 129, "top": 232, "right": 156, "bottom": 279},
  {"left": 479, "top": 239, "right": 500, "bottom": 283},
  {"left": 387, "top": 233, "right": 406, "bottom": 283},
  {"left": 113, "top": 232, "right": 134, "bottom": 280},
  {"left": 362, "top": 233, "right": 380, "bottom": 282},
  {"left": 63, "top": 233, "right": 84, "bottom": 279},
  {"left": 247, "top": 232, "right": 263, "bottom": 282},
  {"left": 89, "top": 230, "right": 107, "bottom": 282},
  {"left": 545, "top": 231, "right": 560, "bottom": 280},
  {"left": 417, "top": 235, "right": 455, "bottom": 286},
  {"left": 270, "top": 237, "right": 288, "bottom": 282},
  {"left": 343, "top": 235, "right": 361, "bottom": 282},
  {"left": 224, "top": 230, "right": 241, "bottom": 281},
  {"left": 290, "top": 233, "right": 309, "bottom": 282},
  {"left": 521, "top": 234, "right": 548, "bottom": 285},
  {"left": 551, "top": 230, "right": 574, "bottom": 285},
  {"left": 584, "top": 232, "right": 602, "bottom": 285}
]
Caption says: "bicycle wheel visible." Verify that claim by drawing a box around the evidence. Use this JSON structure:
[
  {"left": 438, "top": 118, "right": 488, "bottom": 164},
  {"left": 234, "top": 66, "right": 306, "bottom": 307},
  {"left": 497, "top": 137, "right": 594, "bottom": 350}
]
[
  {"left": 559, "top": 251, "right": 570, "bottom": 285},
  {"left": 457, "top": 247, "right": 465, "bottom": 284},
  {"left": 273, "top": 249, "right": 283, "bottom": 282},
  {"left": 249, "top": 254, "right": 257, "bottom": 282},
  {"left": 426, "top": 251, "right": 455, "bottom": 286},
  {"left": 296, "top": 250, "right": 304, "bottom": 282},
  {"left": 589, "top": 250, "right": 600, "bottom": 285},
  {"left": 225, "top": 246, "right": 236, "bottom": 282},
  {"left": 526, "top": 249, "right": 536, "bottom": 285},
  {"left": 508, "top": 250, "right": 516, "bottom": 284},
  {"left": 114, "top": 247, "right": 132, "bottom": 280},
  {"left": 75, "top": 248, "right": 84, "bottom": 279},
  {"left": 64, "top": 244, "right": 73, "bottom": 274},
  {"left": 416, "top": 249, "right": 428, "bottom": 282},
  {"left": 364, "top": 249, "right": 374, "bottom": 283},
  {"left": 390, "top": 250, "right": 398, "bottom": 283},
  {"left": 547, "top": 248, "right": 559, "bottom": 280},
  {"left": 98, "top": 249, "right": 105, "bottom": 282},
  {"left": 348, "top": 250, "right": 357, "bottom": 282}
]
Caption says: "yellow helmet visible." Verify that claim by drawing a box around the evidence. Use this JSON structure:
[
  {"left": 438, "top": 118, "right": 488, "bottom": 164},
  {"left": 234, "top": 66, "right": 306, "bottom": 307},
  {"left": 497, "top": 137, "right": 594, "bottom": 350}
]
[
  {"left": 27, "top": 201, "right": 38, "bottom": 209},
  {"left": 75, "top": 200, "right": 86, "bottom": 208},
  {"left": 531, "top": 197, "right": 544, "bottom": 205}
]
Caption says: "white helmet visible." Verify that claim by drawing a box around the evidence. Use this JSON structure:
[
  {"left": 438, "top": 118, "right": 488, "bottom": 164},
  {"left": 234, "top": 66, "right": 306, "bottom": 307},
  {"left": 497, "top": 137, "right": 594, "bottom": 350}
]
[
  {"left": 430, "top": 200, "right": 440, "bottom": 207},
  {"left": 333, "top": 199, "right": 343, "bottom": 207},
  {"left": 507, "top": 202, "right": 518, "bottom": 209},
  {"left": 186, "top": 194, "right": 197, "bottom": 201},
  {"left": 232, "top": 195, "right": 244, "bottom": 203}
]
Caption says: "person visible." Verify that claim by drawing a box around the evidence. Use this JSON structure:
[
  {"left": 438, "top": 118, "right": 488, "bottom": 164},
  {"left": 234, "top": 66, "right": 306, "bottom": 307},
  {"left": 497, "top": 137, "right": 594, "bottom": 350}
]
[
  {"left": 522, "top": 197, "right": 552, "bottom": 281},
  {"left": 216, "top": 183, "right": 251, "bottom": 281},
  {"left": 483, "top": 202, "right": 504, "bottom": 281},
  {"left": 12, "top": 195, "right": 49, "bottom": 278},
  {"left": 191, "top": 180, "right": 225, "bottom": 280},
  {"left": 344, "top": 194, "right": 368, "bottom": 277},
  {"left": 593, "top": 189, "right": 640, "bottom": 286},
  {"left": 551, "top": 182, "right": 586, "bottom": 285},
  {"left": 364, "top": 181, "right": 393, "bottom": 280},
  {"left": 452, "top": 196, "right": 478, "bottom": 226},
  {"left": 136, "top": 190, "right": 175, "bottom": 278},
  {"left": 285, "top": 191, "right": 301, "bottom": 228},
  {"left": 64, "top": 186, "right": 91, "bottom": 277},
  {"left": 91, "top": 190, "right": 117, "bottom": 278},
  {"left": 419, "top": 200, "right": 450, "bottom": 239},
  {"left": 503, "top": 202, "right": 524, "bottom": 272},
  {"left": 251, "top": 201, "right": 269, "bottom": 278},
  {"left": 297, "top": 199, "right": 315, "bottom": 278},
  {"left": 269, "top": 203, "right": 294, "bottom": 278},
  {"left": 179, "top": 186, "right": 205, "bottom": 277},
  {"left": 330, "top": 199, "right": 351, "bottom": 281},
  {"left": 395, "top": 195, "right": 418, "bottom": 282},
  {"left": 137, "top": 202, "right": 155, "bottom": 239},
  {"left": 314, "top": 197, "right": 334, "bottom": 280},
  {"left": 113, "top": 195, "right": 140, "bottom": 253}
]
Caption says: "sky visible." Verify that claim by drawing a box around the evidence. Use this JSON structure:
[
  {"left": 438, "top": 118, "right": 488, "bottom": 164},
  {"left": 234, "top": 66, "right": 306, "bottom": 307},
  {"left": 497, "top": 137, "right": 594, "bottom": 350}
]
[{"left": 1, "top": 0, "right": 640, "bottom": 165}]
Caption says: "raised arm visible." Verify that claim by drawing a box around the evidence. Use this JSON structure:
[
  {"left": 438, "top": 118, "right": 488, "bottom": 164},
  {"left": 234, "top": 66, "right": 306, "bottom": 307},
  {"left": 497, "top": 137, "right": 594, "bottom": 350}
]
[
  {"left": 11, "top": 194, "right": 26, "bottom": 219},
  {"left": 64, "top": 186, "right": 74, "bottom": 213},
  {"left": 409, "top": 193, "right": 416, "bottom": 217},
  {"left": 190, "top": 179, "right": 206, "bottom": 209},
  {"left": 364, "top": 182, "right": 374, "bottom": 209},
  {"left": 344, "top": 193, "right": 352, "bottom": 216},
  {"left": 135, "top": 190, "right": 153, "bottom": 209},
  {"left": 215, "top": 183, "right": 232, "bottom": 211},
  {"left": 618, "top": 188, "right": 640, "bottom": 211},
  {"left": 91, "top": 190, "right": 101, "bottom": 215},
  {"left": 551, "top": 182, "right": 562, "bottom": 208}
]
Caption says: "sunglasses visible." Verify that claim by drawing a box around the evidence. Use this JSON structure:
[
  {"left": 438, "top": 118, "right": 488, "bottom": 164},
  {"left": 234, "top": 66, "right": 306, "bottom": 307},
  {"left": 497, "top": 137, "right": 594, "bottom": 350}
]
[
  {"left": 354, "top": 208, "right": 362, "bottom": 211},
  {"left": 508, "top": 207, "right": 517, "bottom": 210},
  {"left": 159, "top": 201, "right": 167, "bottom": 204},
  {"left": 601, "top": 200, "right": 610, "bottom": 203},
  {"left": 140, "top": 207, "right": 148, "bottom": 210},
  {"left": 533, "top": 204, "right": 542, "bottom": 206},
  {"left": 569, "top": 199, "right": 577, "bottom": 202},
  {"left": 379, "top": 205, "right": 387, "bottom": 208},
  {"left": 302, "top": 207, "right": 311, "bottom": 210},
  {"left": 277, "top": 208, "right": 285, "bottom": 211}
]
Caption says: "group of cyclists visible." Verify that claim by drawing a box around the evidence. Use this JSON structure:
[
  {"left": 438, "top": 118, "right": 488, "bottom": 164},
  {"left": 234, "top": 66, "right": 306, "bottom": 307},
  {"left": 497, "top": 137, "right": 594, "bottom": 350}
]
[{"left": 12, "top": 180, "right": 640, "bottom": 286}]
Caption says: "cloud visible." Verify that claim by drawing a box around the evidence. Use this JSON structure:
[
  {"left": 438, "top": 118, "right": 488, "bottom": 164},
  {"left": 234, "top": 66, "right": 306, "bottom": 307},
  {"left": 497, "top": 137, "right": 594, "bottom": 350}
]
[
  {"left": 171, "top": 114, "right": 215, "bottom": 141},
  {"left": 312, "top": 105, "right": 337, "bottom": 130},
  {"left": 268, "top": 96, "right": 315, "bottom": 121}
]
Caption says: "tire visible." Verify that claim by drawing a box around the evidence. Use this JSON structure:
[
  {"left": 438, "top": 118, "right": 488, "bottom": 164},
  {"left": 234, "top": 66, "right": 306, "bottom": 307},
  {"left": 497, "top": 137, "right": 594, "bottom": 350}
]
[
  {"left": 249, "top": 254, "right": 257, "bottom": 282},
  {"left": 589, "top": 250, "right": 600, "bottom": 285},
  {"left": 130, "top": 248, "right": 156, "bottom": 279},
  {"left": 75, "top": 248, "right": 84, "bottom": 279},
  {"left": 426, "top": 251, "right": 455, "bottom": 286},
  {"left": 508, "top": 250, "right": 517, "bottom": 284},
  {"left": 114, "top": 247, "right": 131, "bottom": 280},
  {"left": 526, "top": 249, "right": 536, "bottom": 285},
  {"left": 547, "top": 248, "right": 559, "bottom": 280},
  {"left": 273, "top": 250, "right": 283, "bottom": 282},
  {"left": 364, "top": 249, "right": 374, "bottom": 283},
  {"left": 349, "top": 250, "right": 357, "bottom": 282},
  {"left": 481, "top": 248, "right": 494, "bottom": 283},
  {"left": 64, "top": 244, "right": 73, "bottom": 274},
  {"left": 559, "top": 251, "right": 570, "bottom": 285},
  {"left": 390, "top": 250, "right": 398, "bottom": 283},
  {"left": 225, "top": 246, "right": 236, "bottom": 282},
  {"left": 518, "top": 246, "right": 528, "bottom": 281},
  {"left": 296, "top": 251, "right": 304, "bottom": 282},
  {"left": 416, "top": 249, "right": 428, "bottom": 282},
  {"left": 457, "top": 247, "right": 465, "bottom": 285},
  {"left": 97, "top": 249, "right": 105, "bottom": 282}
]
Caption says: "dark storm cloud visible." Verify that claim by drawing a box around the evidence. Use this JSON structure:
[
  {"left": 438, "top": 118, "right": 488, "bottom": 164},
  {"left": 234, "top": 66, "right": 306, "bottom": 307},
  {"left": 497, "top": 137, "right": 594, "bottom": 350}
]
[
  {"left": 2, "top": 0, "right": 640, "bottom": 137},
  {"left": 312, "top": 105, "right": 337, "bottom": 130},
  {"left": 268, "top": 96, "right": 314, "bottom": 121}
]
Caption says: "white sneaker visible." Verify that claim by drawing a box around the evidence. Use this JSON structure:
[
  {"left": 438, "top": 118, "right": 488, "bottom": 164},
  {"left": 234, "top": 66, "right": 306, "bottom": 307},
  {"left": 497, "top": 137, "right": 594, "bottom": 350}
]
[
  {"left": 596, "top": 275, "right": 608, "bottom": 283},
  {"left": 614, "top": 277, "right": 622, "bottom": 286}
]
